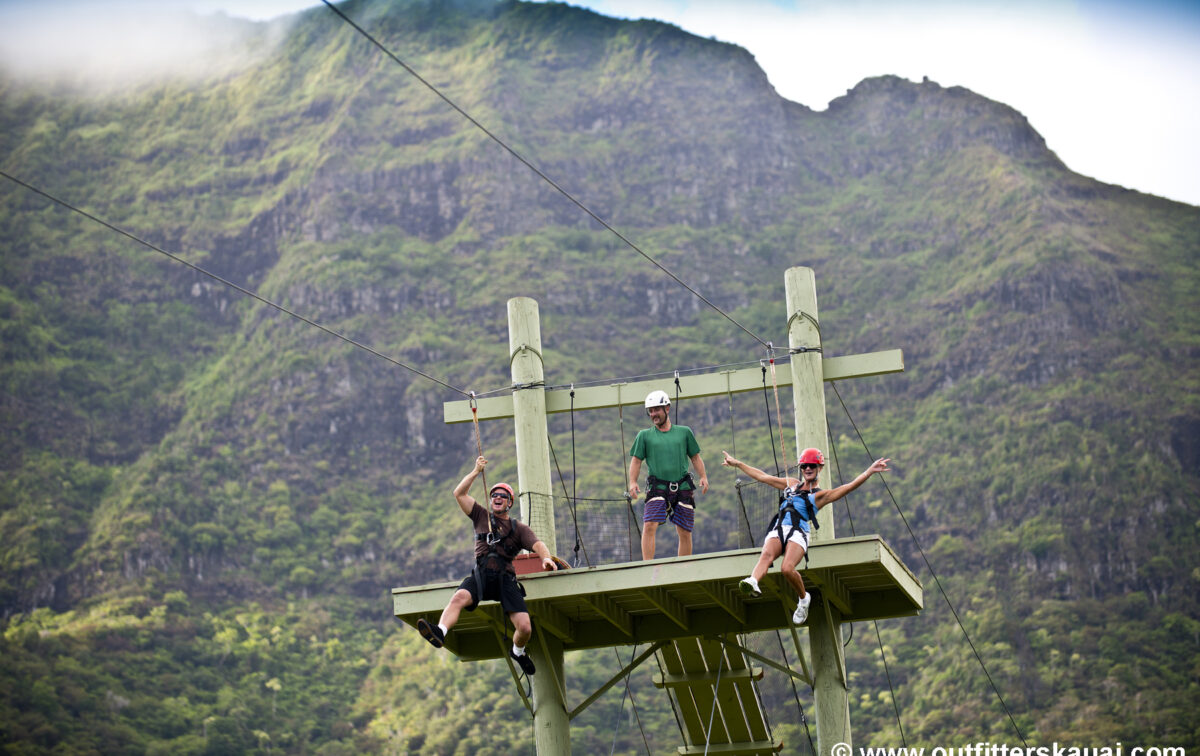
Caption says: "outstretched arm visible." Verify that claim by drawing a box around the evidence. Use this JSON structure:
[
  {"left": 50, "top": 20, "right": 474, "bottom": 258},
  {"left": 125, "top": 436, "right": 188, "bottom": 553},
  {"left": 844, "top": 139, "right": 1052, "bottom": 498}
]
[
  {"left": 815, "top": 458, "right": 890, "bottom": 509},
  {"left": 453, "top": 456, "right": 488, "bottom": 516},
  {"left": 721, "top": 450, "right": 791, "bottom": 491}
]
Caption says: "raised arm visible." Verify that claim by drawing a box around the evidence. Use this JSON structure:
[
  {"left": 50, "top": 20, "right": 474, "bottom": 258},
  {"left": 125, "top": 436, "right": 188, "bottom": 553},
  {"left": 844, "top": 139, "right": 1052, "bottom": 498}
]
[
  {"left": 453, "top": 456, "right": 488, "bottom": 516},
  {"left": 721, "top": 450, "right": 792, "bottom": 491},
  {"left": 814, "top": 458, "right": 890, "bottom": 509}
]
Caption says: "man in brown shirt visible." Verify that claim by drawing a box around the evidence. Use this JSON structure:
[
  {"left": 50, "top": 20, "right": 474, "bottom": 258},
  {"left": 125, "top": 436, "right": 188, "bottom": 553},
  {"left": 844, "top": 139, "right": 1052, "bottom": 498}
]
[{"left": 417, "top": 455, "right": 557, "bottom": 675}]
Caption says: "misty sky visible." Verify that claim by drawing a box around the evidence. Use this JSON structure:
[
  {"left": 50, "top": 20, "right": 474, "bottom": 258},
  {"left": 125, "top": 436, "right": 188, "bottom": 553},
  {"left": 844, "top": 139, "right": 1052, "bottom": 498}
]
[{"left": 2, "top": 0, "right": 1198, "bottom": 207}]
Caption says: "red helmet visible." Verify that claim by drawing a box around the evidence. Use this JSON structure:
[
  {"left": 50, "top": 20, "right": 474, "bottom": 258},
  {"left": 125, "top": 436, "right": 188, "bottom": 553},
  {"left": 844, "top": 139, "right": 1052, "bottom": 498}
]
[
  {"left": 489, "top": 483, "right": 515, "bottom": 505},
  {"left": 798, "top": 448, "right": 825, "bottom": 466}
]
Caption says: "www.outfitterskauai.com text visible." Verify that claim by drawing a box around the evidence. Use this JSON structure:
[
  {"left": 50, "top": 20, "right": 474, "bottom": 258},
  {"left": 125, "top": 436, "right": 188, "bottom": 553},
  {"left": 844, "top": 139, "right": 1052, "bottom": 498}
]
[{"left": 848, "top": 744, "right": 1184, "bottom": 756}]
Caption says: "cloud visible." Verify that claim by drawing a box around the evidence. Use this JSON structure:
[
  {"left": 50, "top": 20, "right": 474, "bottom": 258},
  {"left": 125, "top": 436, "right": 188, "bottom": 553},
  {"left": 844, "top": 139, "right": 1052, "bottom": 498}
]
[{"left": 0, "top": 1, "right": 291, "bottom": 90}]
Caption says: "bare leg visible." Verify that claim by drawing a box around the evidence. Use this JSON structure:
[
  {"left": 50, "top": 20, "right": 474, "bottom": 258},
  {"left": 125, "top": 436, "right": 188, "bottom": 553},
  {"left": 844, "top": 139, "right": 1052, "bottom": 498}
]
[
  {"left": 751, "top": 538, "right": 784, "bottom": 582},
  {"left": 509, "top": 611, "right": 533, "bottom": 648},
  {"left": 779, "top": 541, "right": 807, "bottom": 598},
  {"left": 642, "top": 521, "right": 659, "bottom": 560},
  {"left": 438, "top": 589, "right": 474, "bottom": 631},
  {"left": 676, "top": 525, "right": 693, "bottom": 556}
]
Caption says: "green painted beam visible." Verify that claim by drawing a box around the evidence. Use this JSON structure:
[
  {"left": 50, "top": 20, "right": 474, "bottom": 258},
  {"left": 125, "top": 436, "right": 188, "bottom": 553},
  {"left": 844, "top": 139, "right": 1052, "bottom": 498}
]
[
  {"left": 654, "top": 667, "right": 764, "bottom": 687},
  {"left": 393, "top": 536, "right": 923, "bottom": 661},
  {"left": 568, "top": 641, "right": 668, "bottom": 720},
  {"left": 676, "top": 741, "right": 783, "bottom": 755},
  {"left": 443, "top": 349, "right": 904, "bottom": 423}
]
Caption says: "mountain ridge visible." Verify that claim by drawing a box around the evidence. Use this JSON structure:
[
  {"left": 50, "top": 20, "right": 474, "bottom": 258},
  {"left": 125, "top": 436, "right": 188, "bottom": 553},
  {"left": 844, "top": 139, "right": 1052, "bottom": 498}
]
[{"left": 1, "top": 0, "right": 1197, "bottom": 752}]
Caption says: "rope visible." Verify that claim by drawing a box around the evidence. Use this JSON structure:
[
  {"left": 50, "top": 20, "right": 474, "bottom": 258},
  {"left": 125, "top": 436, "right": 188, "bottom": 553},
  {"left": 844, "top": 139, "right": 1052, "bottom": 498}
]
[
  {"left": 608, "top": 644, "right": 652, "bottom": 756},
  {"left": 766, "top": 346, "right": 791, "bottom": 475},
  {"left": 569, "top": 389, "right": 584, "bottom": 566},
  {"left": 702, "top": 654, "right": 725, "bottom": 756},
  {"left": 830, "top": 382, "right": 1028, "bottom": 748},
  {"left": 617, "top": 385, "right": 641, "bottom": 560},
  {"left": 0, "top": 170, "right": 470, "bottom": 396},
  {"left": 318, "top": 0, "right": 771, "bottom": 350},
  {"left": 776, "top": 633, "right": 818, "bottom": 755},
  {"left": 469, "top": 393, "right": 489, "bottom": 496},
  {"left": 829, "top": 429, "right": 905, "bottom": 745},
  {"left": 760, "top": 366, "right": 781, "bottom": 474},
  {"left": 725, "top": 373, "right": 738, "bottom": 461},
  {"left": 547, "top": 436, "right": 591, "bottom": 567},
  {"left": 673, "top": 371, "right": 681, "bottom": 424},
  {"left": 655, "top": 651, "right": 688, "bottom": 745}
]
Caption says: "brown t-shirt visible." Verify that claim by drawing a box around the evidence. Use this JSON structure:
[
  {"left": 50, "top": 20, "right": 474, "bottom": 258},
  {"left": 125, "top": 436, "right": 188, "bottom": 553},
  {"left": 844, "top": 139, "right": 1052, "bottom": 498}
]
[{"left": 468, "top": 502, "right": 538, "bottom": 562}]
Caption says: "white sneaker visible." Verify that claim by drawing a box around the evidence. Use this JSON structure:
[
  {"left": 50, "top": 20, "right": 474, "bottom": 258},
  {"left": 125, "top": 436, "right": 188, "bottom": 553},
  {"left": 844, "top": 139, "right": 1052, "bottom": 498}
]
[
  {"left": 738, "top": 577, "right": 761, "bottom": 598},
  {"left": 792, "top": 593, "right": 812, "bottom": 624}
]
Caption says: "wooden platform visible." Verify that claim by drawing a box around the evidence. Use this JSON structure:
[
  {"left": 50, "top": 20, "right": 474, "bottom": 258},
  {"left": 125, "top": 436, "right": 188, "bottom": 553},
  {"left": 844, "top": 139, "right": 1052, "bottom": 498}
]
[{"left": 393, "top": 534, "right": 922, "bottom": 661}]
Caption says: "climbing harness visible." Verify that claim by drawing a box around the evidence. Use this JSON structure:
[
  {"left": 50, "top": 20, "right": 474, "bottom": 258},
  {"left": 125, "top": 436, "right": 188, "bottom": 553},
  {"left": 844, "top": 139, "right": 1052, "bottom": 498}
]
[
  {"left": 766, "top": 485, "right": 821, "bottom": 546},
  {"left": 468, "top": 507, "right": 526, "bottom": 605},
  {"left": 645, "top": 473, "right": 695, "bottom": 521}
]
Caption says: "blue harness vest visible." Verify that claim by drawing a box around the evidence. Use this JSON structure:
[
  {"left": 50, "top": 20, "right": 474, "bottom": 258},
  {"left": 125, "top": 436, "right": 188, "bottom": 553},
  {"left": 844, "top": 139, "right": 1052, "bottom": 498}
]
[{"left": 766, "top": 486, "right": 820, "bottom": 544}]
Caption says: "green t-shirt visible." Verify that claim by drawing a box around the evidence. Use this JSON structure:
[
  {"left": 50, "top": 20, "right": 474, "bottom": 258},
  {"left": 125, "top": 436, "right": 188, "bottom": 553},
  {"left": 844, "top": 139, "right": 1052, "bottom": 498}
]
[{"left": 630, "top": 424, "right": 700, "bottom": 486}]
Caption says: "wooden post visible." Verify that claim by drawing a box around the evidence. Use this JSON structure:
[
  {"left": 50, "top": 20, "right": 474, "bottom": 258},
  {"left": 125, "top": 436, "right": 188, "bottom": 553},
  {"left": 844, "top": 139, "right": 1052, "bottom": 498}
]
[
  {"left": 507, "top": 297, "right": 568, "bottom": 755},
  {"left": 785, "top": 267, "right": 850, "bottom": 756}
]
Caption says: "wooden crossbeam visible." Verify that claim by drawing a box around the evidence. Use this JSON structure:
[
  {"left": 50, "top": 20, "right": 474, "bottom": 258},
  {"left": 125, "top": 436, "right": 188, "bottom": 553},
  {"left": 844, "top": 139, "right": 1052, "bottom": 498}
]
[
  {"left": 654, "top": 667, "right": 763, "bottom": 688},
  {"left": 809, "top": 569, "right": 853, "bottom": 616},
  {"left": 531, "top": 600, "right": 574, "bottom": 643},
  {"left": 581, "top": 592, "right": 633, "bottom": 637},
  {"left": 677, "top": 742, "right": 783, "bottom": 755},
  {"left": 641, "top": 587, "right": 689, "bottom": 631},
  {"left": 697, "top": 582, "right": 747, "bottom": 625},
  {"left": 444, "top": 349, "right": 903, "bottom": 423}
]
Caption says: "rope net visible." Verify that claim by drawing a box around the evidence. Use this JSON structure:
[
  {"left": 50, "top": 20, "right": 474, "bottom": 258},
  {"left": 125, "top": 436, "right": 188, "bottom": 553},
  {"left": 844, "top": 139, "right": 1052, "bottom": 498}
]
[{"left": 518, "top": 477, "right": 785, "bottom": 567}]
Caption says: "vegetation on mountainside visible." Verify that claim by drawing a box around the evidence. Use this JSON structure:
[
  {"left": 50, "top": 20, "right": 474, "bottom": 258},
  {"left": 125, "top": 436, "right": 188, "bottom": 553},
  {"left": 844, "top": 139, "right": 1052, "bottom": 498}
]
[{"left": 1, "top": 0, "right": 1197, "bottom": 753}]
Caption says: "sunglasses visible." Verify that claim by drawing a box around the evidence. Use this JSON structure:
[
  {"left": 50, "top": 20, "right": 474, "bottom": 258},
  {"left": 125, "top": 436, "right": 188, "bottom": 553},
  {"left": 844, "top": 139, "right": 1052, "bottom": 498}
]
[
  {"left": 490, "top": 492, "right": 511, "bottom": 501},
  {"left": 798, "top": 463, "right": 820, "bottom": 471}
]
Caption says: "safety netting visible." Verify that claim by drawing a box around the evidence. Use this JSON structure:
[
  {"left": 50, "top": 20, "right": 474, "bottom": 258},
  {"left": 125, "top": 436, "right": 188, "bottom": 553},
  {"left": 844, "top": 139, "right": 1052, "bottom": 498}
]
[{"left": 518, "top": 476, "right": 787, "bottom": 568}]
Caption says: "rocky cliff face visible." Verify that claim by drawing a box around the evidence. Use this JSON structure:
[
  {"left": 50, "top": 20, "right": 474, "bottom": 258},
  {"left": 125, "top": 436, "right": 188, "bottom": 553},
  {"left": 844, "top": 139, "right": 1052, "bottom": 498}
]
[{"left": 0, "top": 0, "right": 1197, "bottom": 749}]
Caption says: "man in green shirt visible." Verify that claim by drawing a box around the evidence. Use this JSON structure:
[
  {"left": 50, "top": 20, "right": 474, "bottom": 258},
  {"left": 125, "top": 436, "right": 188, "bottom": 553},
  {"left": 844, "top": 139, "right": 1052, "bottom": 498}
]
[{"left": 628, "top": 390, "right": 708, "bottom": 560}]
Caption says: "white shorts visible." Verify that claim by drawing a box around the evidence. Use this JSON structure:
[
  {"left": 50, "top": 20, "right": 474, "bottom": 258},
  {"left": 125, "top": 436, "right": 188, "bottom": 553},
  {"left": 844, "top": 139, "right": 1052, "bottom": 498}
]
[{"left": 764, "top": 526, "right": 809, "bottom": 551}]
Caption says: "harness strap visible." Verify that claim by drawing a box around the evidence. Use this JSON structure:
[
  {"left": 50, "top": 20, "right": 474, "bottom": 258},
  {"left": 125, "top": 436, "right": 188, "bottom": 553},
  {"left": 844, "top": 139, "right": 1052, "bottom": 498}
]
[
  {"left": 646, "top": 474, "right": 694, "bottom": 519},
  {"left": 480, "top": 511, "right": 524, "bottom": 561},
  {"left": 767, "top": 489, "right": 820, "bottom": 546},
  {"left": 647, "top": 473, "right": 694, "bottom": 493}
]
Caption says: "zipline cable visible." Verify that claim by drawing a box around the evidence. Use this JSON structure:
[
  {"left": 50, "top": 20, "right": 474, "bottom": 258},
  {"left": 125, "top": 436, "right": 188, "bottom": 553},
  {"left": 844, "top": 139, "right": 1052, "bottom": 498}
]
[
  {"left": 0, "top": 169, "right": 469, "bottom": 397},
  {"left": 608, "top": 644, "right": 652, "bottom": 756},
  {"left": 828, "top": 429, "right": 907, "bottom": 747},
  {"left": 319, "top": 0, "right": 770, "bottom": 350},
  {"left": 548, "top": 436, "right": 591, "bottom": 567},
  {"left": 830, "top": 382, "right": 1028, "bottom": 748},
  {"left": 701, "top": 655, "right": 724, "bottom": 756}
]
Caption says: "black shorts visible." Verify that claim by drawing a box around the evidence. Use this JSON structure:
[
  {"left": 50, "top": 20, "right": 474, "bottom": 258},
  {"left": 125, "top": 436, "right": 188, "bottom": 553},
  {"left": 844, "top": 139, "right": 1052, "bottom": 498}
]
[{"left": 458, "top": 568, "right": 528, "bottom": 614}]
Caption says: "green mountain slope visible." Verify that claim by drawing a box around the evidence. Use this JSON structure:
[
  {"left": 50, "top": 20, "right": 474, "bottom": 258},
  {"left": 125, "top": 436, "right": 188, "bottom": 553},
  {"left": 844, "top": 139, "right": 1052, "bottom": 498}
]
[{"left": 1, "top": 0, "right": 1197, "bottom": 752}]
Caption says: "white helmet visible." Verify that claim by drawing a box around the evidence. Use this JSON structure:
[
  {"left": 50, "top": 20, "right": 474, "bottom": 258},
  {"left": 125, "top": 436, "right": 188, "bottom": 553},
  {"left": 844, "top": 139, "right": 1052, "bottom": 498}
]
[{"left": 644, "top": 390, "right": 671, "bottom": 411}]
